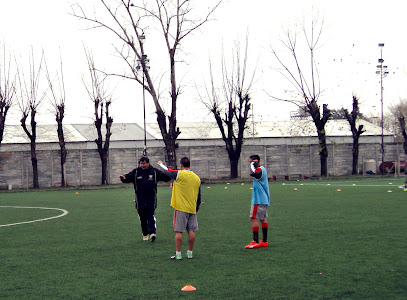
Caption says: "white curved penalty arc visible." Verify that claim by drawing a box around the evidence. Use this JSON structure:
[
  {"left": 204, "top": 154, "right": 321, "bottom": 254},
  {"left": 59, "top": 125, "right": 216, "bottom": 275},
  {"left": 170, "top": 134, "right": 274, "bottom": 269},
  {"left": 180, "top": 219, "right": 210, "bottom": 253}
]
[{"left": 0, "top": 206, "right": 69, "bottom": 227}]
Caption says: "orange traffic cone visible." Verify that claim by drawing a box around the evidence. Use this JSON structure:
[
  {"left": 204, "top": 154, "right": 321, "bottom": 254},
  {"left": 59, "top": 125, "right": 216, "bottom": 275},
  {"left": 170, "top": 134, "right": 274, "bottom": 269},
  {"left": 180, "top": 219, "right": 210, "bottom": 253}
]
[
  {"left": 170, "top": 183, "right": 173, "bottom": 188},
  {"left": 181, "top": 284, "right": 196, "bottom": 291}
]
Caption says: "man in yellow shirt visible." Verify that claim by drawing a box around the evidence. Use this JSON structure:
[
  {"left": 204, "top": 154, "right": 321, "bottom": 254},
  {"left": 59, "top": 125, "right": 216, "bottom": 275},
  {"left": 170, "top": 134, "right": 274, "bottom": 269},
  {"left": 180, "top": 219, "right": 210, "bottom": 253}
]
[{"left": 157, "top": 157, "right": 201, "bottom": 260}]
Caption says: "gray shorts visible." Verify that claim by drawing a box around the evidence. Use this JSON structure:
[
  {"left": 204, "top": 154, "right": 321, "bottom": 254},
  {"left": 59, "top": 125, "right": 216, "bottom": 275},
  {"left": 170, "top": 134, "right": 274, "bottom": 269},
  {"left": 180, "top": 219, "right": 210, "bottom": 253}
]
[
  {"left": 250, "top": 204, "right": 268, "bottom": 220},
  {"left": 173, "top": 210, "right": 199, "bottom": 232}
]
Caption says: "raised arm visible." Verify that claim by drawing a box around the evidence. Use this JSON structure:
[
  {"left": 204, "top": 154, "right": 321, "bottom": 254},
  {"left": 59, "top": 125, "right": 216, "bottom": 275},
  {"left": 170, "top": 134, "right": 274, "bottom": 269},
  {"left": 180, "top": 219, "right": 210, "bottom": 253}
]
[
  {"left": 157, "top": 161, "right": 178, "bottom": 180},
  {"left": 119, "top": 168, "right": 137, "bottom": 183},
  {"left": 250, "top": 162, "right": 262, "bottom": 180}
]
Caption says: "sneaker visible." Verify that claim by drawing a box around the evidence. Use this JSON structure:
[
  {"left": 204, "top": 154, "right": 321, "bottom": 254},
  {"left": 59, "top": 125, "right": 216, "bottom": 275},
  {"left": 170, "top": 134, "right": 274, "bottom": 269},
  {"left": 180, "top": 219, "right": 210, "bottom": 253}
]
[
  {"left": 187, "top": 252, "right": 193, "bottom": 259},
  {"left": 150, "top": 233, "right": 156, "bottom": 242},
  {"left": 259, "top": 241, "right": 269, "bottom": 247},
  {"left": 143, "top": 235, "right": 149, "bottom": 241},
  {"left": 171, "top": 254, "right": 182, "bottom": 260},
  {"left": 245, "top": 241, "right": 260, "bottom": 249}
]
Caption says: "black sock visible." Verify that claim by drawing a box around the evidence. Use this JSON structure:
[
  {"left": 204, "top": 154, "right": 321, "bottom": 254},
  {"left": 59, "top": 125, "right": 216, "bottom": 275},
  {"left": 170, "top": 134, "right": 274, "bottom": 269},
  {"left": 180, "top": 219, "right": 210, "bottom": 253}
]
[
  {"left": 262, "top": 227, "right": 268, "bottom": 242},
  {"left": 253, "top": 231, "right": 259, "bottom": 243},
  {"left": 262, "top": 224, "right": 268, "bottom": 242}
]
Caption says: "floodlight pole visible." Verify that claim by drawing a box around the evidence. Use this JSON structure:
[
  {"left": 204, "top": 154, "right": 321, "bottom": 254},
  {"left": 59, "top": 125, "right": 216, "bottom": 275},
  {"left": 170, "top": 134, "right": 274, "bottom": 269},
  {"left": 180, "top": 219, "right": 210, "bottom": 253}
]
[
  {"left": 137, "top": 34, "right": 150, "bottom": 157},
  {"left": 142, "top": 67, "right": 147, "bottom": 156},
  {"left": 376, "top": 43, "right": 389, "bottom": 170}
]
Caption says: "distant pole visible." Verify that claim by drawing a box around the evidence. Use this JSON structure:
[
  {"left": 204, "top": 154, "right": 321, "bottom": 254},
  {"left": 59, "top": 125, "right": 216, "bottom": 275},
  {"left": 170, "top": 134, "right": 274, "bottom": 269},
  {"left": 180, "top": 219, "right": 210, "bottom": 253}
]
[
  {"left": 251, "top": 104, "right": 255, "bottom": 138},
  {"left": 376, "top": 43, "right": 389, "bottom": 170}
]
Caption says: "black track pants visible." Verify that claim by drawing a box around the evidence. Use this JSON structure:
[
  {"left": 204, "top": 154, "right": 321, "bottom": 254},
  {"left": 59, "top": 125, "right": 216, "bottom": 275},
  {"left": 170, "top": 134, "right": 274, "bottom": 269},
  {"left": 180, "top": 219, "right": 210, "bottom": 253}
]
[{"left": 137, "top": 207, "right": 156, "bottom": 236}]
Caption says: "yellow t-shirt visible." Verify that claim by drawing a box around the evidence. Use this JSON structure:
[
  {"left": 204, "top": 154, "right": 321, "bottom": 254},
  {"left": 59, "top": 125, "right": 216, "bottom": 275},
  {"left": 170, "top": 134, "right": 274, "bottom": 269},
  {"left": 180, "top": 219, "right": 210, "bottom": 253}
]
[{"left": 171, "top": 170, "right": 201, "bottom": 214}]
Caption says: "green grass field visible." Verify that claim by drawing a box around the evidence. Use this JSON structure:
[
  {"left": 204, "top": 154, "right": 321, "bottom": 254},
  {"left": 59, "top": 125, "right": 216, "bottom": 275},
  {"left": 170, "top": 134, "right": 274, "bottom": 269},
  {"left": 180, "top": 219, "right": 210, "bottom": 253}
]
[{"left": 1, "top": 178, "right": 406, "bottom": 299}]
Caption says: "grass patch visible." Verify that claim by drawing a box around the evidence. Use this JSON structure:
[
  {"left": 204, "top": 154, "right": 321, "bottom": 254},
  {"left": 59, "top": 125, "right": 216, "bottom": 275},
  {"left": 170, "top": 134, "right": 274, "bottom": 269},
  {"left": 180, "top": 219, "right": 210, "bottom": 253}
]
[{"left": 1, "top": 178, "right": 406, "bottom": 299}]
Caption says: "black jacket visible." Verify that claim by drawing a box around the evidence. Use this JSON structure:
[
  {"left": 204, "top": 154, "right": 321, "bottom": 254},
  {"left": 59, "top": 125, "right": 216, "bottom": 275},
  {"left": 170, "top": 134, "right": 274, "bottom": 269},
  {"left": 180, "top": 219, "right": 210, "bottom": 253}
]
[{"left": 121, "top": 165, "right": 171, "bottom": 209}]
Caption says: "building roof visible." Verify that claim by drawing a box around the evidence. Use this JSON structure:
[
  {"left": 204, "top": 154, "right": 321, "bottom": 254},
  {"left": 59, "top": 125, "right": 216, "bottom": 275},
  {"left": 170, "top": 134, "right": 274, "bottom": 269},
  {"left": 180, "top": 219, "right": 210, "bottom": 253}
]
[
  {"left": 2, "top": 123, "right": 158, "bottom": 144},
  {"left": 147, "top": 119, "right": 389, "bottom": 140},
  {"left": 1, "top": 119, "right": 390, "bottom": 144}
]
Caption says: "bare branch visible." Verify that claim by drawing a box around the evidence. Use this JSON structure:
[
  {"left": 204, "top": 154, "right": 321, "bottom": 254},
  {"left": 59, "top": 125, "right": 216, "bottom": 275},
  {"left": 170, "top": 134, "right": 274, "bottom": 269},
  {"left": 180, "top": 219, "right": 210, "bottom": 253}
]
[{"left": 0, "top": 42, "right": 17, "bottom": 146}]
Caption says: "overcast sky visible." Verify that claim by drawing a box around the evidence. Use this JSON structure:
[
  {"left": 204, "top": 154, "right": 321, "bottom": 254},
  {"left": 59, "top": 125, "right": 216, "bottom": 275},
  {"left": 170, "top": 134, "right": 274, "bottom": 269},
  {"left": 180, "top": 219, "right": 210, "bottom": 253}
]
[{"left": 1, "top": 0, "right": 406, "bottom": 125}]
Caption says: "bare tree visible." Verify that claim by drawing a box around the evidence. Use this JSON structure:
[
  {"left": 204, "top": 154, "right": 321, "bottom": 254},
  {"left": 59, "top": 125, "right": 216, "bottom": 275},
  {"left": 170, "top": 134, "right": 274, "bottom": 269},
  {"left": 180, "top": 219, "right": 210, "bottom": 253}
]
[
  {"left": 268, "top": 15, "right": 331, "bottom": 176},
  {"left": 389, "top": 99, "right": 407, "bottom": 154},
  {"left": 0, "top": 42, "right": 16, "bottom": 150},
  {"left": 44, "top": 52, "right": 67, "bottom": 187},
  {"left": 83, "top": 50, "right": 113, "bottom": 185},
  {"left": 199, "top": 38, "right": 254, "bottom": 178},
  {"left": 72, "top": 0, "right": 222, "bottom": 167},
  {"left": 343, "top": 95, "right": 365, "bottom": 175},
  {"left": 387, "top": 99, "right": 407, "bottom": 183},
  {"left": 17, "top": 50, "right": 45, "bottom": 188}
]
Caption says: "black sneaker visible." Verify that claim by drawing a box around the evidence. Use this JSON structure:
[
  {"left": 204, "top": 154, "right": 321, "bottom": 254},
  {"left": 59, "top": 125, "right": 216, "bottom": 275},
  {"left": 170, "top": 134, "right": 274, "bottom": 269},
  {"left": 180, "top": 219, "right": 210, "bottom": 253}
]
[{"left": 150, "top": 233, "right": 156, "bottom": 242}]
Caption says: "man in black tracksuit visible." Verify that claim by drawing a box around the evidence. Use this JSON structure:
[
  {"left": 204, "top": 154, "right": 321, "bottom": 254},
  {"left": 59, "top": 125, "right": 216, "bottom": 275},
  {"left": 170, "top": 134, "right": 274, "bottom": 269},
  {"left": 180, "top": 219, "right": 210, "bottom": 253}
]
[{"left": 119, "top": 156, "right": 171, "bottom": 242}]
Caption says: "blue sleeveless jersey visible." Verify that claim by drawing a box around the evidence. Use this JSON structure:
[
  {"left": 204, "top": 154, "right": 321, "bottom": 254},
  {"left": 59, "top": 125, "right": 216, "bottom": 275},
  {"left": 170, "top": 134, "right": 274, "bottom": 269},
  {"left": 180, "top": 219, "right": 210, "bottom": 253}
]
[{"left": 251, "top": 166, "right": 270, "bottom": 205}]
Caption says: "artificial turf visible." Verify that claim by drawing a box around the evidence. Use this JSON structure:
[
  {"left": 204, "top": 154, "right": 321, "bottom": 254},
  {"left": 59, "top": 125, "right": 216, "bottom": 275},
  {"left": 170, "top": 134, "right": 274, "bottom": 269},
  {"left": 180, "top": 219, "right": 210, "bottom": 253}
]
[{"left": 0, "top": 178, "right": 406, "bottom": 299}]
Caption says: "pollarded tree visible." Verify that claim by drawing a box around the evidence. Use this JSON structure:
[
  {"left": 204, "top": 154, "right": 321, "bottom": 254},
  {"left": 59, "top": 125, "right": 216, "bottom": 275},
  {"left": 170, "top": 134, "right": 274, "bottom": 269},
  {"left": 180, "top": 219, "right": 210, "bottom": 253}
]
[
  {"left": 268, "top": 15, "right": 331, "bottom": 176},
  {"left": 343, "top": 95, "right": 365, "bottom": 175},
  {"left": 17, "top": 50, "right": 46, "bottom": 188},
  {"left": 199, "top": 37, "right": 255, "bottom": 178},
  {"left": 72, "top": 0, "right": 223, "bottom": 168},
  {"left": 388, "top": 99, "right": 407, "bottom": 183},
  {"left": 389, "top": 99, "right": 407, "bottom": 156},
  {"left": 0, "top": 42, "right": 16, "bottom": 150},
  {"left": 83, "top": 50, "right": 113, "bottom": 185},
  {"left": 44, "top": 52, "right": 68, "bottom": 187}
]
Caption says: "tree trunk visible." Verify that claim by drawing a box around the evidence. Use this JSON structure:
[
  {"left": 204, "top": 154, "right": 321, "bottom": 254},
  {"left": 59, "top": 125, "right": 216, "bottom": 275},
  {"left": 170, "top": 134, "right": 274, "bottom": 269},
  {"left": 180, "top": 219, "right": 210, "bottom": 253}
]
[
  {"left": 99, "top": 149, "right": 109, "bottom": 185},
  {"left": 57, "top": 121, "right": 67, "bottom": 187},
  {"left": 320, "top": 154, "right": 328, "bottom": 177},
  {"left": 60, "top": 149, "right": 67, "bottom": 187},
  {"left": 30, "top": 141, "right": 39, "bottom": 188},
  {"left": 352, "top": 138, "right": 359, "bottom": 175},
  {"left": 156, "top": 109, "right": 179, "bottom": 168},
  {"left": 164, "top": 138, "right": 177, "bottom": 168},
  {"left": 230, "top": 158, "right": 239, "bottom": 179},
  {"left": 319, "top": 135, "right": 328, "bottom": 177}
]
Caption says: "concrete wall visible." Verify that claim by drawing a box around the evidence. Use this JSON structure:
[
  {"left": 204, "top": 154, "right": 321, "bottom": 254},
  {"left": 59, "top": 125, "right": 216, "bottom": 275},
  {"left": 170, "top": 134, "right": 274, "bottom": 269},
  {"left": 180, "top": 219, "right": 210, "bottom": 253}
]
[{"left": 0, "top": 140, "right": 403, "bottom": 189}]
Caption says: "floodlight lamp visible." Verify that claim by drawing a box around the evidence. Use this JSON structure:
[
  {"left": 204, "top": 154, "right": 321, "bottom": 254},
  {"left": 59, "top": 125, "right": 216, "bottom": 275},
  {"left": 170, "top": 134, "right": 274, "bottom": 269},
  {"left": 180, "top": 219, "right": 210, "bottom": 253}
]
[
  {"left": 378, "top": 58, "right": 384, "bottom": 63},
  {"left": 139, "top": 34, "right": 145, "bottom": 44},
  {"left": 378, "top": 43, "right": 385, "bottom": 47}
]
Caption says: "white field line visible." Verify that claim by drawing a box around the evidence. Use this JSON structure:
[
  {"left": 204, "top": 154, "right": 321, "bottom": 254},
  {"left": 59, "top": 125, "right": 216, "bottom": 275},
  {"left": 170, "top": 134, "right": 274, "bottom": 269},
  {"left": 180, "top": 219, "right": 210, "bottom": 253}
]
[
  {"left": 0, "top": 206, "right": 69, "bottom": 227},
  {"left": 279, "top": 183, "right": 400, "bottom": 187}
]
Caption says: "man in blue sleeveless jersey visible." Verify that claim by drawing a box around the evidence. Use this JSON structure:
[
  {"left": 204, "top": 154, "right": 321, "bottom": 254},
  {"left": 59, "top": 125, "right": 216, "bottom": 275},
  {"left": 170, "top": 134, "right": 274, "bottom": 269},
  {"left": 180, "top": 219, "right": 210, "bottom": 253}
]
[{"left": 245, "top": 154, "right": 270, "bottom": 249}]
